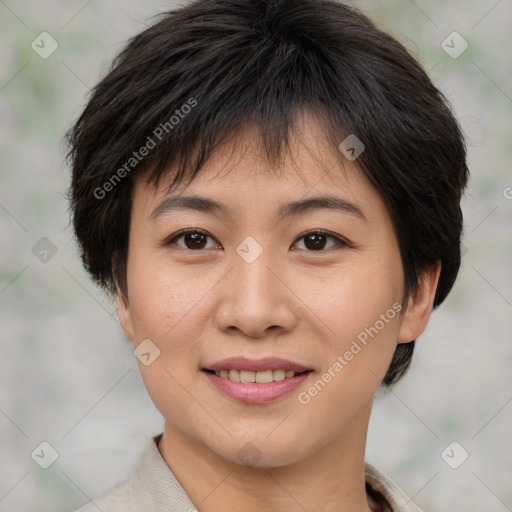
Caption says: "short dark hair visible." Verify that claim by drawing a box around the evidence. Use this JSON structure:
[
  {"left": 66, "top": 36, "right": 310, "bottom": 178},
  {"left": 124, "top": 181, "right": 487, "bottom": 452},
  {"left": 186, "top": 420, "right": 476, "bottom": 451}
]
[{"left": 66, "top": 0, "right": 469, "bottom": 385}]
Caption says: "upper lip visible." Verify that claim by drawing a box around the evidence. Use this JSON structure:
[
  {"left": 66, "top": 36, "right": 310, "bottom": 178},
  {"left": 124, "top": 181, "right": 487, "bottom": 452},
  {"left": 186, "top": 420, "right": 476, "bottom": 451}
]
[{"left": 203, "top": 357, "right": 312, "bottom": 373}]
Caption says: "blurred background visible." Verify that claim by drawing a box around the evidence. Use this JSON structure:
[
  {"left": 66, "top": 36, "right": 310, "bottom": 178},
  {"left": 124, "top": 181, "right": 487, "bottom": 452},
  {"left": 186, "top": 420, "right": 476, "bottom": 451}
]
[{"left": 1, "top": 0, "right": 511, "bottom": 510}]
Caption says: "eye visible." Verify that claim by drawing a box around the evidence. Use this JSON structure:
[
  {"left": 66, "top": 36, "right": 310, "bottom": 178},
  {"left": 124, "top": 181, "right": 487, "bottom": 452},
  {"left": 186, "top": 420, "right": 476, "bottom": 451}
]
[
  {"left": 164, "top": 229, "right": 348, "bottom": 252},
  {"left": 292, "top": 230, "right": 347, "bottom": 251},
  {"left": 165, "top": 229, "right": 220, "bottom": 251}
]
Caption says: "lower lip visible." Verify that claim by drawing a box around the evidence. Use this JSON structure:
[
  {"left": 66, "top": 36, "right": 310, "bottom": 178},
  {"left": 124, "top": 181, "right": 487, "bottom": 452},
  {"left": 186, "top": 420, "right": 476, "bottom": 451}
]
[{"left": 202, "top": 370, "right": 312, "bottom": 404}]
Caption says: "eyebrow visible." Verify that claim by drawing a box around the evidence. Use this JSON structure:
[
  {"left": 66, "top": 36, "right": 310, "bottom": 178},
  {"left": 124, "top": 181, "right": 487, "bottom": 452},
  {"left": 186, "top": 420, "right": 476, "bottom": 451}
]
[{"left": 149, "top": 195, "right": 366, "bottom": 222}]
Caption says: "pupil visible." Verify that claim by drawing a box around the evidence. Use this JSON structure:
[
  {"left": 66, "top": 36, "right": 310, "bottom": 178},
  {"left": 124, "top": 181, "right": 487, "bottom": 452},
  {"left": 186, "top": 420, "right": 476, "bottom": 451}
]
[
  {"left": 187, "top": 233, "right": 206, "bottom": 249},
  {"left": 306, "top": 234, "right": 326, "bottom": 250}
]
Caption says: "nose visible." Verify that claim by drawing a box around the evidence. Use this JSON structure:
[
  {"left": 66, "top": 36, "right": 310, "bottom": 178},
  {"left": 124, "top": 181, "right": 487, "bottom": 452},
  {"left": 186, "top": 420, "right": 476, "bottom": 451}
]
[{"left": 213, "top": 243, "right": 298, "bottom": 338}]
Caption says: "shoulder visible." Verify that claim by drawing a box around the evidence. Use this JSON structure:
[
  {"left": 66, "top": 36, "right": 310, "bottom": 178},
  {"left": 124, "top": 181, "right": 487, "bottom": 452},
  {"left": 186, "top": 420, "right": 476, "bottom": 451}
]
[
  {"left": 71, "top": 438, "right": 156, "bottom": 512},
  {"left": 73, "top": 478, "right": 132, "bottom": 511},
  {"left": 71, "top": 434, "right": 197, "bottom": 512}
]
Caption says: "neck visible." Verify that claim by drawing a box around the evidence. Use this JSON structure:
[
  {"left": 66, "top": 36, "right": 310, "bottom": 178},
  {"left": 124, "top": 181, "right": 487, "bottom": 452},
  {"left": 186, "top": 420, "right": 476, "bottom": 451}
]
[{"left": 158, "top": 404, "right": 375, "bottom": 512}]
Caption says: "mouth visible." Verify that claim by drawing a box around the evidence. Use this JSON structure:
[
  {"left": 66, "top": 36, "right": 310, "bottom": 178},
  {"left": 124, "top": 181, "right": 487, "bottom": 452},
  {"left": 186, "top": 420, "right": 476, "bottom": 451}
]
[{"left": 201, "top": 356, "right": 314, "bottom": 404}]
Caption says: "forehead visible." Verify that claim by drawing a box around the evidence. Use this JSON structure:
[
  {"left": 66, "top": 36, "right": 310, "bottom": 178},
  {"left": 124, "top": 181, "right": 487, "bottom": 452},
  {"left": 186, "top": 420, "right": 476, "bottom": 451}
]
[{"left": 133, "top": 117, "right": 385, "bottom": 223}]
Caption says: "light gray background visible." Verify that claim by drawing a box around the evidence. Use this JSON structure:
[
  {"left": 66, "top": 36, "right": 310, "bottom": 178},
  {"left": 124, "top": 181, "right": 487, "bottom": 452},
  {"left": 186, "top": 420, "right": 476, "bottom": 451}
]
[{"left": 1, "top": 0, "right": 511, "bottom": 511}]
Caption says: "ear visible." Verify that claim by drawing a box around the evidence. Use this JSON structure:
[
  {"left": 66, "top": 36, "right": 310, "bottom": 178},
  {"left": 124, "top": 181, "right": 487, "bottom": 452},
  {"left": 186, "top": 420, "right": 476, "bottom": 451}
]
[
  {"left": 116, "top": 286, "right": 135, "bottom": 342},
  {"left": 397, "top": 262, "right": 442, "bottom": 344}
]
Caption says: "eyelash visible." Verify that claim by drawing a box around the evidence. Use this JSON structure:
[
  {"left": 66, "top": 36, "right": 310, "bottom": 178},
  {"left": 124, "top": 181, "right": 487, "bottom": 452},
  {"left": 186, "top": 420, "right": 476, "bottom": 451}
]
[{"left": 163, "top": 228, "right": 349, "bottom": 252}]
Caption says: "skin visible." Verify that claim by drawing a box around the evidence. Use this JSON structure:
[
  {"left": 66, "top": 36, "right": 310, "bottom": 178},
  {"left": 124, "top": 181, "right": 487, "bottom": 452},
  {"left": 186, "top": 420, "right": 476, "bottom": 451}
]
[{"left": 117, "top": 114, "right": 441, "bottom": 512}]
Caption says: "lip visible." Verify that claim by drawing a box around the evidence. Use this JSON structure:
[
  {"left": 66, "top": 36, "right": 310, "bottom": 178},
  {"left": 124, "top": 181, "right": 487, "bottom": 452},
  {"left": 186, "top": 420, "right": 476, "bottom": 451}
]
[
  {"left": 202, "top": 370, "right": 313, "bottom": 404},
  {"left": 203, "top": 356, "right": 312, "bottom": 373}
]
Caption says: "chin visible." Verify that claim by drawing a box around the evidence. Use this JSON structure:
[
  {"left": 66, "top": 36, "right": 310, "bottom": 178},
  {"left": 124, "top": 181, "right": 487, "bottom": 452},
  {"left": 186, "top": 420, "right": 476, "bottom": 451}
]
[{"left": 210, "top": 435, "right": 310, "bottom": 469}]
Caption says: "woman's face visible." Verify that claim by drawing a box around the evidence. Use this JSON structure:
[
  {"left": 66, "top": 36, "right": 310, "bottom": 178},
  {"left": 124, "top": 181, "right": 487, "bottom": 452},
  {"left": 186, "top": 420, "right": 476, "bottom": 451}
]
[{"left": 118, "top": 118, "right": 435, "bottom": 467}]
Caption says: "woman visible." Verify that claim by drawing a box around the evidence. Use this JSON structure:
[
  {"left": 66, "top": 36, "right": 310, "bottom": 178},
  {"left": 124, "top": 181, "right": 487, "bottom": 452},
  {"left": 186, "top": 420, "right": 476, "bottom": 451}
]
[{"left": 66, "top": 0, "right": 469, "bottom": 510}]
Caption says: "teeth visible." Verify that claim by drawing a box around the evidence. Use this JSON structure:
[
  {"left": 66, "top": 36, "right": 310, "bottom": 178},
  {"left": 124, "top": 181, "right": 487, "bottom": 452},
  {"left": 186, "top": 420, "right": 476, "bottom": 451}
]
[
  {"left": 214, "top": 369, "right": 305, "bottom": 382},
  {"left": 240, "top": 370, "right": 256, "bottom": 383},
  {"left": 228, "top": 369, "right": 240, "bottom": 382}
]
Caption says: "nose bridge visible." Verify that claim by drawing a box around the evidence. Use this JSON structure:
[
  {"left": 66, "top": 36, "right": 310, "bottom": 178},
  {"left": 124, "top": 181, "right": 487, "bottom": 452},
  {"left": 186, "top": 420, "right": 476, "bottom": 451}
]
[
  {"left": 213, "top": 235, "right": 296, "bottom": 337},
  {"left": 232, "top": 236, "right": 278, "bottom": 306}
]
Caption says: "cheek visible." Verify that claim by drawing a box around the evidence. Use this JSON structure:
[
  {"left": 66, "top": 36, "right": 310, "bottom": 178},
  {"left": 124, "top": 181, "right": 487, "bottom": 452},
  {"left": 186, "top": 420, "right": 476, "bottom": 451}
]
[
  {"left": 294, "top": 286, "right": 401, "bottom": 437},
  {"left": 310, "top": 258, "right": 402, "bottom": 333},
  {"left": 127, "top": 255, "right": 209, "bottom": 341},
  {"left": 129, "top": 273, "right": 206, "bottom": 414},
  {"left": 305, "top": 258, "right": 403, "bottom": 380}
]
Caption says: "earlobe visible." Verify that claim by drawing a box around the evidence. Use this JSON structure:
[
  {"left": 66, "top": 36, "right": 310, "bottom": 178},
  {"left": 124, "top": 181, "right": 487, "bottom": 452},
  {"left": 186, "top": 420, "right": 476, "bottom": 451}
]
[
  {"left": 116, "top": 287, "right": 135, "bottom": 342},
  {"left": 397, "top": 262, "right": 442, "bottom": 344}
]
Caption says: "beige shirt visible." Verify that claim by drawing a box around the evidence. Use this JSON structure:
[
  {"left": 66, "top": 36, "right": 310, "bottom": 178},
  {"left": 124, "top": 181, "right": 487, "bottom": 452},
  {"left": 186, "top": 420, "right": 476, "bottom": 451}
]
[{"left": 75, "top": 435, "right": 423, "bottom": 512}]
